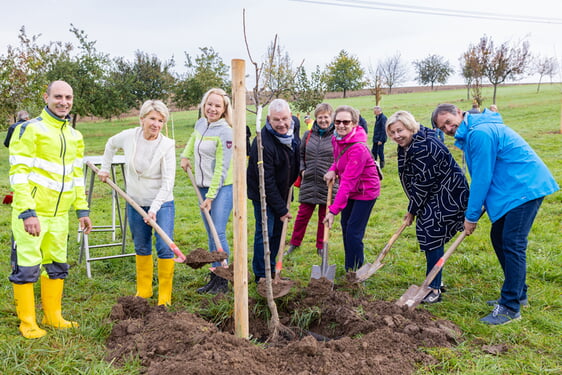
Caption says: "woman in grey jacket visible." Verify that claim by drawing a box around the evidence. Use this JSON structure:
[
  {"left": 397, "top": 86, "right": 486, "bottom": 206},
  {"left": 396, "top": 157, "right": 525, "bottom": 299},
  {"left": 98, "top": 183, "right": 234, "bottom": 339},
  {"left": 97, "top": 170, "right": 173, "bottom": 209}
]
[
  {"left": 180, "top": 88, "right": 233, "bottom": 294},
  {"left": 286, "top": 103, "right": 335, "bottom": 256}
]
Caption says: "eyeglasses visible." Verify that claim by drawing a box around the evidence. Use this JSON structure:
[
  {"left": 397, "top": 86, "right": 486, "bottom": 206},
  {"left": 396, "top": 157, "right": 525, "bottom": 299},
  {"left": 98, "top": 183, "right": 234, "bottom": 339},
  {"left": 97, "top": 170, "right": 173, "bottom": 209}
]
[{"left": 334, "top": 120, "right": 352, "bottom": 126}]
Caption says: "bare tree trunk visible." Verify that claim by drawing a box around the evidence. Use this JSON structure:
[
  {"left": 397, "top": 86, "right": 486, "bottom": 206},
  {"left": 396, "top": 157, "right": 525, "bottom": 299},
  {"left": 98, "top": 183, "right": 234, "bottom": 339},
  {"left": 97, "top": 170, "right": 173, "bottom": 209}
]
[{"left": 254, "top": 106, "right": 282, "bottom": 341}]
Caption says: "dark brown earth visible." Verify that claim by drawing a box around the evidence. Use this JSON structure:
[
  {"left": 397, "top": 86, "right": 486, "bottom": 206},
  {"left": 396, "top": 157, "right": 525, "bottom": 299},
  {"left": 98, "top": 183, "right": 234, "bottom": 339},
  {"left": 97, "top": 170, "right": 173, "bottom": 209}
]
[
  {"left": 183, "top": 248, "right": 228, "bottom": 269},
  {"left": 106, "top": 277, "right": 462, "bottom": 375}
]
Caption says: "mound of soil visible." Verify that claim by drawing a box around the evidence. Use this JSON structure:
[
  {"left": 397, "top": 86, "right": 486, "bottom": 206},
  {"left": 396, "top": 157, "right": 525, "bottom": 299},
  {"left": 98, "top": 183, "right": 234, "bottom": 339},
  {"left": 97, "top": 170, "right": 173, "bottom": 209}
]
[{"left": 106, "top": 279, "right": 462, "bottom": 375}]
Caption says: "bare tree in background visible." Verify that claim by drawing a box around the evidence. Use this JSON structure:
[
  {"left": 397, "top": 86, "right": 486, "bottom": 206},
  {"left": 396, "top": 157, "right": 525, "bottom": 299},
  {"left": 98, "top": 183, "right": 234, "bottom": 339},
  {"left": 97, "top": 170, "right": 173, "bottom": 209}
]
[
  {"left": 478, "top": 35, "right": 531, "bottom": 104},
  {"left": 366, "top": 62, "right": 383, "bottom": 105},
  {"left": 378, "top": 52, "right": 408, "bottom": 94},
  {"left": 459, "top": 47, "right": 485, "bottom": 105},
  {"left": 534, "top": 55, "right": 558, "bottom": 93}
]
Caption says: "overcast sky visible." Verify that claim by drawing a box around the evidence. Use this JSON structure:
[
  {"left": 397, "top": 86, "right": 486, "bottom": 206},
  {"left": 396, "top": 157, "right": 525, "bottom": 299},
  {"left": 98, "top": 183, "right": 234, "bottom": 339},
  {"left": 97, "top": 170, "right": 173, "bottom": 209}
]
[{"left": 2, "top": 0, "right": 561, "bottom": 86}]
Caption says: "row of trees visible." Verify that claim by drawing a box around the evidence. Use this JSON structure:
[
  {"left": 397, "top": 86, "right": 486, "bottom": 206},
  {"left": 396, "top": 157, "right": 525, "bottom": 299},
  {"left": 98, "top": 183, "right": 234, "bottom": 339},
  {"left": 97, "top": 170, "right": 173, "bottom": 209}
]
[{"left": 1, "top": 25, "right": 558, "bottom": 127}]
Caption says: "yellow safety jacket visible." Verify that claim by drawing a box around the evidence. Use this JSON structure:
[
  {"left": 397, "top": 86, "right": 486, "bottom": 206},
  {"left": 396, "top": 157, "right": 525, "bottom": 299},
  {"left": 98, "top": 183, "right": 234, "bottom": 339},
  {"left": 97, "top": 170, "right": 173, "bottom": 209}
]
[{"left": 9, "top": 107, "right": 89, "bottom": 218}]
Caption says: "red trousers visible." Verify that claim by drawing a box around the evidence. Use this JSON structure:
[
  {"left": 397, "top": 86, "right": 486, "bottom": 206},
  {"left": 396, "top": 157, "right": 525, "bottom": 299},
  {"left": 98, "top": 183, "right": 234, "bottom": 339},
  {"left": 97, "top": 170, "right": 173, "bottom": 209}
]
[{"left": 289, "top": 203, "right": 326, "bottom": 250}]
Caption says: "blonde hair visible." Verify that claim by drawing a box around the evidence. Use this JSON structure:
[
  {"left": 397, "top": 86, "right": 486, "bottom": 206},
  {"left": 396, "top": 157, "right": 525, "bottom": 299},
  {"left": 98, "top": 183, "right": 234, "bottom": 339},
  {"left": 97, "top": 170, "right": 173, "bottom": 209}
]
[
  {"left": 139, "top": 100, "right": 169, "bottom": 124},
  {"left": 200, "top": 88, "right": 232, "bottom": 125},
  {"left": 386, "top": 110, "right": 420, "bottom": 136}
]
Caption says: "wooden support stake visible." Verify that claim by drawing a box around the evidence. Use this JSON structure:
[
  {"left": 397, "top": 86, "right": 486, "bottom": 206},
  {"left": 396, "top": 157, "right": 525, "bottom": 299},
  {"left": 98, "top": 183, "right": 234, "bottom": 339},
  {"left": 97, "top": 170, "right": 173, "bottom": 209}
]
[{"left": 231, "top": 59, "right": 249, "bottom": 339}]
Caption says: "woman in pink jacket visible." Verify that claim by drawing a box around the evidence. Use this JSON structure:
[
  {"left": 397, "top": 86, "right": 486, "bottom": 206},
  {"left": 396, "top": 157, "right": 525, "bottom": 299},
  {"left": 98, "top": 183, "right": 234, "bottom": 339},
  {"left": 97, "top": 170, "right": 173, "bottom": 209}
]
[{"left": 324, "top": 105, "right": 381, "bottom": 271}]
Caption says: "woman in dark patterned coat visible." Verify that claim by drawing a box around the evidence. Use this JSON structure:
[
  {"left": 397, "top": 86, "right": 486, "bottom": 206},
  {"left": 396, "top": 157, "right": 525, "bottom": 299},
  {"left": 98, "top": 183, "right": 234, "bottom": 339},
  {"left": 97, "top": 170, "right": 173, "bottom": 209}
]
[{"left": 386, "top": 111, "right": 468, "bottom": 303}]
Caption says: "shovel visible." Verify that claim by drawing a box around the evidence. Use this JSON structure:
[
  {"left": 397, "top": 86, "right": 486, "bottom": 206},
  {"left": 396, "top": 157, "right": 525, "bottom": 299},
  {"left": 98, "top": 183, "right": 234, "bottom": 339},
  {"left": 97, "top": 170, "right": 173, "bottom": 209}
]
[
  {"left": 352, "top": 219, "right": 408, "bottom": 283},
  {"left": 396, "top": 231, "right": 467, "bottom": 310},
  {"left": 258, "top": 187, "right": 295, "bottom": 299},
  {"left": 87, "top": 161, "right": 186, "bottom": 263},
  {"left": 311, "top": 181, "right": 336, "bottom": 283},
  {"left": 185, "top": 165, "right": 228, "bottom": 269}
]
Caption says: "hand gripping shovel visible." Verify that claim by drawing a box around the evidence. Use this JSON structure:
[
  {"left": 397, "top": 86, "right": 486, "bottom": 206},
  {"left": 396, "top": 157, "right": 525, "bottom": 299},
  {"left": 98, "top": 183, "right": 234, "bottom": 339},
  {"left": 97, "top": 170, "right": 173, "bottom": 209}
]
[
  {"left": 396, "top": 231, "right": 467, "bottom": 310},
  {"left": 310, "top": 181, "right": 336, "bottom": 283},
  {"left": 185, "top": 165, "right": 228, "bottom": 270},
  {"left": 87, "top": 161, "right": 186, "bottom": 263},
  {"left": 352, "top": 219, "right": 408, "bottom": 283}
]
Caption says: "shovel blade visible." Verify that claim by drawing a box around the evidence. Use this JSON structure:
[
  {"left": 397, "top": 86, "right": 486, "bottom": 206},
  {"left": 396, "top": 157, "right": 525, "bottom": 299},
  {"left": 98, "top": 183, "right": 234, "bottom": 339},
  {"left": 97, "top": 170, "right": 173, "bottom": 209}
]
[
  {"left": 325, "top": 265, "right": 336, "bottom": 282},
  {"left": 395, "top": 284, "right": 423, "bottom": 308},
  {"left": 310, "top": 265, "right": 322, "bottom": 280},
  {"left": 353, "top": 261, "right": 384, "bottom": 283}
]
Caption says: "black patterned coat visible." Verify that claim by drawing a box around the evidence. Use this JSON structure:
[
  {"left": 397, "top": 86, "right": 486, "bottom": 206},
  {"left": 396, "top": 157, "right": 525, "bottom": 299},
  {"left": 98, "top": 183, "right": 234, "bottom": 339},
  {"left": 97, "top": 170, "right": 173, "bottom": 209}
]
[{"left": 397, "top": 125, "right": 468, "bottom": 251}]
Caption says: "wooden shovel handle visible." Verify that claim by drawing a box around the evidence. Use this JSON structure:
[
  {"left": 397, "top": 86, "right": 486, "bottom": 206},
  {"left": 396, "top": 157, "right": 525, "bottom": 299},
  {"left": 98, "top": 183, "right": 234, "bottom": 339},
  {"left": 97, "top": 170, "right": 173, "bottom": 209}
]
[
  {"left": 275, "top": 186, "right": 294, "bottom": 276},
  {"left": 185, "top": 165, "right": 223, "bottom": 252},
  {"left": 323, "top": 180, "right": 334, "bottom": 243},
  {"left": 419, "top": 231, "right": 467, "bottom": 290},
  {"left": 86, "top": 161, "right": 186, "bottom": 263},
  {"left": 374, "top": 220, "right": 408, "bottom": 264}
]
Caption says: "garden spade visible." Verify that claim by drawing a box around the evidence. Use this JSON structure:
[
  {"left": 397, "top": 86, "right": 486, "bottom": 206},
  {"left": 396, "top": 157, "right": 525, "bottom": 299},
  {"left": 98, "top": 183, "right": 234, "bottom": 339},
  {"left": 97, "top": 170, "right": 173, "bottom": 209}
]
[
  {"left": 396, "top": 231, "right": 467, "bottom": 310},
  {"left": 258, "top": 187, "right": 295, "bottom": 299},
  {"left": 185, "top": 164, "right": 228, "bottom": 269},
  {"left": 353, "top": 219, "right": 408, "bottom": 283},
  {"left": 87, "top": 161, "right": 187, "bottom": 263},
  {"left": 311, "top": 181, "right": 336, "bottom": 283}
]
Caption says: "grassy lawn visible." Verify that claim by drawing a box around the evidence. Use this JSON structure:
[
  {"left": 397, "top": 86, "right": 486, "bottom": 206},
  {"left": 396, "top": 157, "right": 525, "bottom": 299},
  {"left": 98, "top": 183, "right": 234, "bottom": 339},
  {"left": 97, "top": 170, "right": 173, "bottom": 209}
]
[{"left": 0, "top": 83, "right": 560, "bottom": 374}]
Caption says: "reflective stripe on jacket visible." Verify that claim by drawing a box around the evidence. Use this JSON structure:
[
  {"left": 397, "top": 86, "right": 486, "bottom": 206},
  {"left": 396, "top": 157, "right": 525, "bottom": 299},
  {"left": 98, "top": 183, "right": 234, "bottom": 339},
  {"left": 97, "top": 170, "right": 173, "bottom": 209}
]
[{"left": 9, "top": 107, "right": 89, "bottom": 217}]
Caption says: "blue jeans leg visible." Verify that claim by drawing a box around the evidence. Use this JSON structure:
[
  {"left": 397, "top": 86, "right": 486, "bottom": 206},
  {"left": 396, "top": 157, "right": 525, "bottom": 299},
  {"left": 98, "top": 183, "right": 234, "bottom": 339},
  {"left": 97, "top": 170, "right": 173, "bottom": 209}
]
[
  {"left": 127, "top": 201, "right": 175, "bottom": 259},
  {"left": 491, "top": 197, "right": 543, "bottom": 312},
  {"left": 340, "top": 199, "right": 376, "bottom": 271},
  {"left": 252, "top": 201, "right": 283, "bottom": 281},
  {"left": 154, "top": 201, "right": 175, "bottom": 259},
  {"left": 425, "top": 245, "right": 444, "bottom": 290},
  {"left": 199, "top": 185, "right": 233, "bottom": 267}
]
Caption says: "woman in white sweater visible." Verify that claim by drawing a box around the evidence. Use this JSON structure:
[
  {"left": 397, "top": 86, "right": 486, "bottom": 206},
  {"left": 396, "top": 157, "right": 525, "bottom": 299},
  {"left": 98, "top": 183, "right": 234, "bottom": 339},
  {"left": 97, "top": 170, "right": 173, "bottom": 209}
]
[{"left": 99, "top": 100, "right": 176, "bottom": 306}]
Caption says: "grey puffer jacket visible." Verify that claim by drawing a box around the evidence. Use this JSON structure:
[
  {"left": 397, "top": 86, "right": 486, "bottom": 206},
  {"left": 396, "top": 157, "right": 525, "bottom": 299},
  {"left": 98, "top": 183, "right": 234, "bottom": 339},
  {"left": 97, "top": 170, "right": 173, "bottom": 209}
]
[{"left": 298, "top": 122, "right": 337, "bottom": 205}]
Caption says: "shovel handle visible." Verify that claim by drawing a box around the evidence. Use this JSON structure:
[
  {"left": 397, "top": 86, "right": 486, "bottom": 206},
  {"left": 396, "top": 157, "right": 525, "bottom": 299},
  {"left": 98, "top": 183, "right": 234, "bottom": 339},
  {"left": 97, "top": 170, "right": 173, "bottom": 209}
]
[
  {"left": 86, "top": 161, "right": 186, "bottom": 263},
  {"left": 374, "top": 220, "right": 408, "bottom": 264},
  {"left": 419, "top": 231, "right": 467, "bottom": 290},
  {"left": 185, "top": 165, "right": 227, "bottom": 267},
  {"left": 323, "top": 180, "right": 333, "bottom": 243},
  {"left": 275, "top": 186, "right": 294, "bottom": 277}
]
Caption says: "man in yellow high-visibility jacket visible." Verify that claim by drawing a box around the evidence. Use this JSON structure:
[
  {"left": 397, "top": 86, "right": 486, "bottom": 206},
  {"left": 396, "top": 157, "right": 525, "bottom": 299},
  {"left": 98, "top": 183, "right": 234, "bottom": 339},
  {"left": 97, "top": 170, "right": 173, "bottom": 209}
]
[{"left": 8, "top": 80, "right": 92, "bottom": 339}]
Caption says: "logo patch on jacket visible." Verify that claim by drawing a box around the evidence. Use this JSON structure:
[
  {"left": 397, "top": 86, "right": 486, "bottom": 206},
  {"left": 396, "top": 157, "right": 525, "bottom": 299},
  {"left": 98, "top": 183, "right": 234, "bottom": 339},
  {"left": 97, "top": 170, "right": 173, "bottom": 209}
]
[{"left": 226, "top": 141, "right": 232, "bottom": 149}]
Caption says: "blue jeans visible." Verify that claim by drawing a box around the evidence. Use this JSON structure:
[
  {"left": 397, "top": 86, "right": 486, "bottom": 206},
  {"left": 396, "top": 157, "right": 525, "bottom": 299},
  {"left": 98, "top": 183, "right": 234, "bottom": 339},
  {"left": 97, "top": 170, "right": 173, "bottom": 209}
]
[
  {"left": 199, "top": 185, "right": 233, "bottom": 267},
  {"left": 251, "top": 200, "right": 283, "bottom": 281},
  {"left": 490, "top": 197, "right": 543, "bottom": 312},
  {"left": 425, "top": 245, "right": 444, "bottom": 290},
  {"left": 340, "top": 198, "right": 376, "bottom": 271},
  {"left": 127, "top": 201, "right": 175, "bottom": 259}
]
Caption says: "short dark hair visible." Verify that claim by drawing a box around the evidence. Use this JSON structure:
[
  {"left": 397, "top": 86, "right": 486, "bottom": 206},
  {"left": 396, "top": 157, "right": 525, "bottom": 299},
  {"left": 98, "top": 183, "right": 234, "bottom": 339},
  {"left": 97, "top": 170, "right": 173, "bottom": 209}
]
[{"left": 431, "top": 103, "right": 458, "bottom": 128}]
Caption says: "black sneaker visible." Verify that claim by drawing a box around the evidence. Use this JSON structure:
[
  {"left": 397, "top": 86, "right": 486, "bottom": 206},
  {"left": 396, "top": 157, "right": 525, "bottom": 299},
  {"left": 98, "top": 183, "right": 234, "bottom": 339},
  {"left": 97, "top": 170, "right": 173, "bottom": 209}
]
[{"left": 421, "top": 288, "right": 442, "bottom": 304}]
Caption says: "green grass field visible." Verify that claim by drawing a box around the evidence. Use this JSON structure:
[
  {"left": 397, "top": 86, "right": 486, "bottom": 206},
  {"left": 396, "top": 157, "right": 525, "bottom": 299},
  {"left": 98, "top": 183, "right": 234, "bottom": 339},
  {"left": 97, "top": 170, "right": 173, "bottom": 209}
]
[{"left": 0, "top": 84, "right": 560, "bottom": 374}]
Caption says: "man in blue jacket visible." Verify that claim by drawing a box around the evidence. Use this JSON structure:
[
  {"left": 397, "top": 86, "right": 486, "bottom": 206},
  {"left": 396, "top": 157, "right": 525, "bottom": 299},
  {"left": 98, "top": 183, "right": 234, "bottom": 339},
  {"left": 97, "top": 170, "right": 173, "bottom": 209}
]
[{"left": 432, "top": 103, "right": 559, "bottom": 325}]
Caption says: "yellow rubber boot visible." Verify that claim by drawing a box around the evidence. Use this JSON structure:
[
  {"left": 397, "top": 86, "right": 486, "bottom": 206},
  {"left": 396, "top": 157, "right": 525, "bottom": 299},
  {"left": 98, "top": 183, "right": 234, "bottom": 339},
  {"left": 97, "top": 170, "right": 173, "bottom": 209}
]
[
  {"left": 13, "top": 283, "right": 47, "bottom": 339},
  {"left": 135, "top": 254, "right": 153, "bottom": 298},
  {"left": 157, "top": 258, "right": 175, "bottom": 306},
  {"left": 40, "top": 276, "right": 78, "bottom": 328}
]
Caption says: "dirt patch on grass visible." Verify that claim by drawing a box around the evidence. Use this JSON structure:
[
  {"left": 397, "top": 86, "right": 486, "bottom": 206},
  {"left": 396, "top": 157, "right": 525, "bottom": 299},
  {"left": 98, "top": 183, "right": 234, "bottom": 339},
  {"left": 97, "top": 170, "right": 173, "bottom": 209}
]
[{"left": 106, "top": 280, "right": 461, "bottom": 375}]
